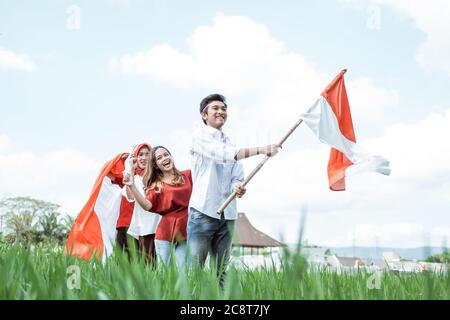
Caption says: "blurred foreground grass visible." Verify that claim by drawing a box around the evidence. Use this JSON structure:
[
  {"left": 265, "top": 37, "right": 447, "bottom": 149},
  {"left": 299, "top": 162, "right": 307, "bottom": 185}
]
[{"left": 0, "top": 243, "right": 449, "bottom": 300}]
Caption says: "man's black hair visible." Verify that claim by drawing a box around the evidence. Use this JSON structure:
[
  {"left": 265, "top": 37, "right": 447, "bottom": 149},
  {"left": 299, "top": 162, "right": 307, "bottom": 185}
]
[{"left": 199, "top": 93, "right": 227, "bottom": 125}]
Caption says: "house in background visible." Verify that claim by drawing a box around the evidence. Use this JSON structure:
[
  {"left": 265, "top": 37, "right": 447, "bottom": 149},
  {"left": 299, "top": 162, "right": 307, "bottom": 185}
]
[
  {"left": 387, "top": 260, "right": 423, "bottom": 273},
  {"left": 383, "top": 252, "right": 401, "bottom": 262},
  {"left": 327, "top": 255, "right": 364, "bottom": 273},
  {"left": 230, "top": 213, "right": 286, "bottom": 270},
  {"left": 229, "top": 222, "right": 449, "bottom": 273},
  {"left": 383, "top": 251, "right": 422, "bottom": 273},
  {"left": 232, "top": 212, "right": 285, "bottom": 255},
  {"left": 362, "top": 258, "right": 389, "bottom": 272}
]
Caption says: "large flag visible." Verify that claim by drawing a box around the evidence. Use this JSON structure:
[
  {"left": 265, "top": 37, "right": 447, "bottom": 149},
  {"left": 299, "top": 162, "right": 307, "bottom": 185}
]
[
  {"left": 300, "top": 69, "right": 391, "bottom": 190},
  {"left": 65, "top": 153, "right": 127, "bottom": 261}
]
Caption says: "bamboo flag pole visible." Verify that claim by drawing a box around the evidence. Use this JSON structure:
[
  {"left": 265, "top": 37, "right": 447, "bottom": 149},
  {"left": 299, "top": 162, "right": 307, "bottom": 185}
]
[{"left": 217, "top": 117, "right": 304, "bottom": 215}]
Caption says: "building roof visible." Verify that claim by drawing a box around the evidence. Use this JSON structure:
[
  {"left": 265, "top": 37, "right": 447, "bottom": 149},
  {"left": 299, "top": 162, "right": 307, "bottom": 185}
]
[
  {"left": 362, "top": 258, "right": 389, "bottom": 269},
  {"left": 232, "top": 212, "right": 285, "bottom": 248},
  {"left": 383, "top": 252, "right": 400, "bottom": 262},
  {"left": 336, "top": 256, "right": 364, "bottom": 267}
]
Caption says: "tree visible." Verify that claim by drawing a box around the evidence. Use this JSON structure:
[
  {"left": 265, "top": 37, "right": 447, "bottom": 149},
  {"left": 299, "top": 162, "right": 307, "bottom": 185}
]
[
  {"left": 59, "top": 214, "right": 74, "bottom": 240},
  {"left": 426, "top": 250, "right": 450, "bottom": 264},
  {"left": 1, "top": 197, "right": 41, "bottom": 244},
  {"left": 0, "top": 196, "right": 71, "bottom": 245}
]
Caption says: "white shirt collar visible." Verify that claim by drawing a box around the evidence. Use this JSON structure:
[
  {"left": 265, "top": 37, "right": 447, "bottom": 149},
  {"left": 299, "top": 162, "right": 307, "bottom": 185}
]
[{"left": 199, "top": 124, "right": 226, "bottom": 139}]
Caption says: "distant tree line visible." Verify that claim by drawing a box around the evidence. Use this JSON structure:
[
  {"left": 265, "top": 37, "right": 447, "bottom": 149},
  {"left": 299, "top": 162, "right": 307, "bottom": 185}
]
[
  {"left": 0, "top": 196, "right": 73, "bottom": 246},
  {"left": 426, "top": 250, "right": 450, "bottom": 264}
]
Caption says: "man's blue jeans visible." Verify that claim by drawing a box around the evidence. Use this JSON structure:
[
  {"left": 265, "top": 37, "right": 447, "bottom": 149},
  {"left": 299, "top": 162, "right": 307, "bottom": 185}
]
[{"left": 187, "top": 208, "right": 235, "bottom": 286}]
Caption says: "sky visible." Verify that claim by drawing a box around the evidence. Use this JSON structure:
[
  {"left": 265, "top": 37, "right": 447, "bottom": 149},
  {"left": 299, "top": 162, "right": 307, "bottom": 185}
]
[{"left": 1, "top": 0, "right": 449, "bottom": 248}]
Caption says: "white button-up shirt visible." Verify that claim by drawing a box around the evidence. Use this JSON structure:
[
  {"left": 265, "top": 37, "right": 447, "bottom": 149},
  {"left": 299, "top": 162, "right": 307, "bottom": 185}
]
[{"left": 189, "top": 124, "right": 244, "bottom": 220}]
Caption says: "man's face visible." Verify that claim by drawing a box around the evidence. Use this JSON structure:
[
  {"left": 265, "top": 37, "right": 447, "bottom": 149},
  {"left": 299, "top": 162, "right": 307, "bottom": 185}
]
[{"left": 202, "top": 100, "right": 228, "bottom": 129}]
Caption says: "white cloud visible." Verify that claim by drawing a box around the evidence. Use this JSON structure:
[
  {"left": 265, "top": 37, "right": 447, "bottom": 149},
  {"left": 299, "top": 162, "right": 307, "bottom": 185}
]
[
  {"left": 110, "top": 13, "right": 289, "bottom": 95},
  {"left": 0, "top": 134, "right": 12, "bottom": 151},
  {"left": 376, "top": 0, "right": 450, "bottom": 76},
  {"left": 431, "top": 227, "right": 450, "bottom": 239},
  {"left": 0, "top": 147, "right": 101, "bottom": 215},
  {"left": 339, "top": 0, "right": 450, "bottom": 76},
  {"left": 373, "top": 109, "right": 450, "bottom": 184},
  {"left": 0, "top": 48, "right": 35, "bottom": 72},
  {"left": 111, "top": 13, "right": 399, "bottom": 134},
  {"left": 346, "top": 77, "right": 400, "bottom": 120}
]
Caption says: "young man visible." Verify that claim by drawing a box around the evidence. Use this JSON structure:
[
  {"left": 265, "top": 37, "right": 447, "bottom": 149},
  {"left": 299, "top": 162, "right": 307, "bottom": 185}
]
[{"left": 187, "top": 93, "right": 280, "bottom": 286}]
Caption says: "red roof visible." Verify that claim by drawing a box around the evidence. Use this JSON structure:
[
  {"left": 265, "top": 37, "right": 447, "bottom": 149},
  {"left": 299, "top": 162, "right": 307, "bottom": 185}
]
[{"left": 232, "top": 213, "right": 285, "bottom": 248}]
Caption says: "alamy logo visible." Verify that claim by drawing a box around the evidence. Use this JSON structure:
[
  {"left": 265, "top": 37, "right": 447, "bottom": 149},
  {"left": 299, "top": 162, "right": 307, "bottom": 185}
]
[
  {"left": 367, "top": 270, "right": 382, "bottom": 290},
  {"left": 66, "top": 265, "right": 81, "bottom": 290},
  {"left": 367, "top": 5, "right": 381, "bottom": 30},
  {"left": 66, "top": 5, "right": 81, "bottom": 30}
]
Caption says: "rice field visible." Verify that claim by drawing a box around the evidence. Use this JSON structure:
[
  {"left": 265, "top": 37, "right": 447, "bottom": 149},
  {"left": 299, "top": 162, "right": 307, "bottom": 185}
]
[{"left": 0, "top": 243, "right": 449, "bottom": 300}]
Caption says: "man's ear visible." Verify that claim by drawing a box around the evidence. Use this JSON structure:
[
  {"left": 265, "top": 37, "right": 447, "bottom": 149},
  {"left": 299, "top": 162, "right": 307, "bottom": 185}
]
[{"left": 201, "top": 111, "right": 208, "bottom": 121}]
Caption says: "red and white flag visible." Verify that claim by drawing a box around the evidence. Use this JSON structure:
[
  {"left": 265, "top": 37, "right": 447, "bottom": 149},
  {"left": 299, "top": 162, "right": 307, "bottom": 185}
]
[
  {"left": 300, "top": 69, "right": 391, "bottom": 190},
  {"left": 65, "top": 154, "right": 126, "bottom": 261}
]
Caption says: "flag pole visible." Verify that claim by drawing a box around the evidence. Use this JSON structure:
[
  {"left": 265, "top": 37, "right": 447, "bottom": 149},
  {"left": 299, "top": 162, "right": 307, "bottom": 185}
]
[
  {"left": 217, "top": 69, "right": 348, "bottom": 215},
  {"left": 217, "top": 117, "right": 304, "bottom": 215}
]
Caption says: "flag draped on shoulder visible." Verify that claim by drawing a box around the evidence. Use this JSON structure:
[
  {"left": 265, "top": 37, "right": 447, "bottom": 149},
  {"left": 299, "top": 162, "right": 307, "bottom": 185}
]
[
  {"left": 65, "top": 153, "right": 126, "bottom": 261},
  {"left": 300, "top": 69, "right": 391, "bottom": 190}
]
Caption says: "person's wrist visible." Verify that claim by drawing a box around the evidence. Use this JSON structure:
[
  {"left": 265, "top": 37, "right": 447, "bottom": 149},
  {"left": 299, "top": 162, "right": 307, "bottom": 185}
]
[{"left": 262, "top": 146, "right": 268, "bottom": 155}]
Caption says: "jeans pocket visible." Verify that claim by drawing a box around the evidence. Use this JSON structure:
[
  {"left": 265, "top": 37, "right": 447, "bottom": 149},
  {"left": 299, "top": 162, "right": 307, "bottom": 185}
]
[{"left": 190, "top": 209, "right": 204, "bottom": 221}]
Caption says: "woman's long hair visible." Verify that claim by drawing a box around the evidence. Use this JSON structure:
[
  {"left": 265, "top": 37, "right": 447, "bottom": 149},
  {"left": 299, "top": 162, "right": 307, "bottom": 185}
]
[{"left": 142, "top": 146, "right": 184, "bottom": 193}]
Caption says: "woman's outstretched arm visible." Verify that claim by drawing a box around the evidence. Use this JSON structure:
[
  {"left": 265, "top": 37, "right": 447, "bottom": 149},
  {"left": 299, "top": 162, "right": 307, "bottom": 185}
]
[{"left": 125, "top": 179, "right": 153, "bottom": 211}]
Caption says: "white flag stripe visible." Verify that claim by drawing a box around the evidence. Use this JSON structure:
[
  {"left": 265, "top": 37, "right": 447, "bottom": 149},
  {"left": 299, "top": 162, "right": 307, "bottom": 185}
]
[
  {"left": 301, "top": 97, "right": 391, "bottom": 176},
  {"left": 94, "top": 177, "right": 123, "bottom": 260}
]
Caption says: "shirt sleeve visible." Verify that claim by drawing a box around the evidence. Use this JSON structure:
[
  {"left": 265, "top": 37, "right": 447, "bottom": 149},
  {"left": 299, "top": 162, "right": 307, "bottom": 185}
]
[
  {"left": 229, "top": 161, "right": 245, "bottom": 194},
  {"left": 191, "top": 129, "right": 239, "bottom": 164},
  {"left": 185, "top": 170, "right": 193, "bottom": 185},
  {"left": 145, "top": 189, "right": 160, "bottom": 212}
]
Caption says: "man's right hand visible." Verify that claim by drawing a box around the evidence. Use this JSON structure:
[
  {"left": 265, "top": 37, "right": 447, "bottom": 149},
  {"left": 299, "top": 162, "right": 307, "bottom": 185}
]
[{"left": 264, "top": 144, "right": 281, "bottom": 157}]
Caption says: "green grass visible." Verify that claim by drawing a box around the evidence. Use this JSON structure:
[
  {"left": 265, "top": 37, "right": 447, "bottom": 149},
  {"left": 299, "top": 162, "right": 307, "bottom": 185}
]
[{"left": 0, "top": 243, "right": 449, "bottom": 300}]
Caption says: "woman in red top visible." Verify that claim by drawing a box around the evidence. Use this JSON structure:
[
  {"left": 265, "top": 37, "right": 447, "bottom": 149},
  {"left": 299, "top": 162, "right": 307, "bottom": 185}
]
[
  {"left": 114, "top": 143, "right": 156, "bottom": 263},
  {"left": 125, "top": 146, "right": 192, "bottom": 266}
]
